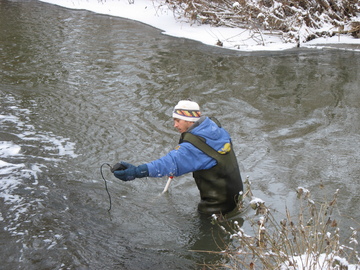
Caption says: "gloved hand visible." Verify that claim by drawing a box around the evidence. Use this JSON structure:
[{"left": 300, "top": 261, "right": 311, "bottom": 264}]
[
  {"left": 111, "top": 162, "right": 127, "bottom": 173},
  {"left": 113, "top": 161, "right": 149, "bottom": 181}
]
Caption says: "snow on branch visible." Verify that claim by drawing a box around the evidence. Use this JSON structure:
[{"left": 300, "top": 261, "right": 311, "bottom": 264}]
[{"left": 165, "top": 0, "right": 360, "bottom": 44}]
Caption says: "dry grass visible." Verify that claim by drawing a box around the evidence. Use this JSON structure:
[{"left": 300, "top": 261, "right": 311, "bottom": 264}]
[
  {"left": 165, "top": 0, "right": 360, "bottom": 44},
  {"left": 205, "top": 177, "right": 360, "bottom": 269}
]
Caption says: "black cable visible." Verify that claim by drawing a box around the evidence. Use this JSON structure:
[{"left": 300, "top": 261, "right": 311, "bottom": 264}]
[{"left": 100, "top": 163, "right": 113, "bottom": 212}]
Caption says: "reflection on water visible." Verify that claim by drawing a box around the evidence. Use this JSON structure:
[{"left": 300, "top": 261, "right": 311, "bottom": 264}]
[{"left": 1, "top": 0, "right": 360, "bottom": 269}]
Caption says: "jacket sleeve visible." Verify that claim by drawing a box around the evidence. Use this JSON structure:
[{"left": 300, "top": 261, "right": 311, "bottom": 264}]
[{"left": 146, "top": 142, "right": 217, "bottom": 177}]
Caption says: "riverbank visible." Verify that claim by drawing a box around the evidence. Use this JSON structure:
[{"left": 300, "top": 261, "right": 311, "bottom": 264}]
[{"left": 40, "top": 0, "right": 360, "bottom": 52}]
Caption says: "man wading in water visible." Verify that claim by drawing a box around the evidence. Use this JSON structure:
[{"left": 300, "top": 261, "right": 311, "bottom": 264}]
[{"left": 113, "top": 100, "right": 243, "bottom": 215}]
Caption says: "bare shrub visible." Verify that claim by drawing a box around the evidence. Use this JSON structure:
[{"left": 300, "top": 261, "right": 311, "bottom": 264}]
[
  {"left": 207, "top": 177, "right": 360, "bottom": 269},
  {"left": 165, "top": 0, "right": 360, "bottom": 44}
]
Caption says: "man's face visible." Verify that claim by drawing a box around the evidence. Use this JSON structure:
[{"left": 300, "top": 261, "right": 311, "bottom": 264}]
[{"left": 173, "top": 118, "right": 194, "bottom": 133}]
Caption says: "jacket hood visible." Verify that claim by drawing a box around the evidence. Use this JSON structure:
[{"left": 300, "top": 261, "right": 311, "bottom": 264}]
[{"left": 189, "top": 116, "right": 228, "bottom": 142}]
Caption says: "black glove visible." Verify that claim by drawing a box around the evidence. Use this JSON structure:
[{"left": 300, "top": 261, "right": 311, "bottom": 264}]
[
  {"left": 113, "top": 161, "right": 149, "bottom": 181},
  {"left": 111, "top": 162, "right": 127, "bottom": 173}
]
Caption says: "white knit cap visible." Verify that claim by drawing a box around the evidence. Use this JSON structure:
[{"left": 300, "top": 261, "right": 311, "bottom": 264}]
[{"left": 172, "top": 100, "right": 201, "bottom": 122}]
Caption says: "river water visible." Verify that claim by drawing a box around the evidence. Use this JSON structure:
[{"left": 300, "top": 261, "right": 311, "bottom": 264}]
[{"left": 1, "top": 0, "right": 360, "bottom": 269}]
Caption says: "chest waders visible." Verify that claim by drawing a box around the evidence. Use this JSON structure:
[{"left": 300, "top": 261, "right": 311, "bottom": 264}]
[{"left": 180, "top": 132, "right": 243, "bottom": 215}]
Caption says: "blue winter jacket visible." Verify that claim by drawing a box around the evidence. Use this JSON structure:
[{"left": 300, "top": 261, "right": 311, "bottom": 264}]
[{"left": 146, "top": 117, "right": 231, "bottom": 177}]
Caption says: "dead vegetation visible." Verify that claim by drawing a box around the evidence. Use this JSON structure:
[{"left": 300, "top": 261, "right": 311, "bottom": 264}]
[
  {"left": 165, "top": 0, "right": 360, "bottom": 44},
  {"left": 207, "top": 178, "right": 360, "bottom": 269}
]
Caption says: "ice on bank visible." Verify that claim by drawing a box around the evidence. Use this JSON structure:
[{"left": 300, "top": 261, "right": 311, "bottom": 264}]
[{"left": 40, "top": 0, "right": 360, "bottom": 52}]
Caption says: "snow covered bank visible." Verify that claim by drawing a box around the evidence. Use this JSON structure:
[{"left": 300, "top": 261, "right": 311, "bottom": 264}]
[{"left": 40, "top": 0, "right": 360, "bottom": 52}]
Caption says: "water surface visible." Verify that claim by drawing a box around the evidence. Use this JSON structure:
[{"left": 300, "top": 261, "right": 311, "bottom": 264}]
[{"left": 1, "top": 0, "right": 360, "bottom": 269}]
